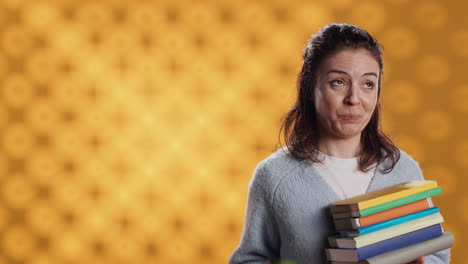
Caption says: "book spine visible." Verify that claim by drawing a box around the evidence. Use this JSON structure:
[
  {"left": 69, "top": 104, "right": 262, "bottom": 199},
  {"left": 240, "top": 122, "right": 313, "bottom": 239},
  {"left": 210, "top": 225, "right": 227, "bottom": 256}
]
[
  {"left": 359, "top": 181, "right": 438, "bottom": 209},
  {"left": 332, "top": 211, "right": 360, "bottom": 219},
  {"left": 346, "top": 207, "right": 440, "bottom": 236},
  {"left": 357, "top": 224, "right": 443, "bottom": 260},
  {"left": 366, "top": 232, "right": 454, "bottom": 264},
  {"left": 359, "top": 199, "right": 430, "bottom": 227},
  {"left": 360, "top": 187, "right": 442, "bottom": 217},
  {"left": 327, "top": 225, "right": 443, "bottom": 261},
  {"left": 334, "top": 217, "right": 360, "bottom": 230},
  {"left": 354, "top": 213, "right": 444, "bottom": 247}
]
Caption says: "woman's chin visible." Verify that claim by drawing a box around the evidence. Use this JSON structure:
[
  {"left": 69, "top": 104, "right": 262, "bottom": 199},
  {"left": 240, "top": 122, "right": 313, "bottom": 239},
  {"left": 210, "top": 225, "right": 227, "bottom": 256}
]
[{"left": 334, "top": 129, "right": 362, "bottom": 139}]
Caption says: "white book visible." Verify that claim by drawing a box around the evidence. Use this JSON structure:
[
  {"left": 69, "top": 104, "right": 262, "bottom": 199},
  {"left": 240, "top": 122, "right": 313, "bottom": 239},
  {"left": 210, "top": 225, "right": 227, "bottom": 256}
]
[
  {"left": 330, "top": 232, "right": 454, "bottom": 264},
  {"left": 366, "top": 232, "right": 454, "bottom": 264}
]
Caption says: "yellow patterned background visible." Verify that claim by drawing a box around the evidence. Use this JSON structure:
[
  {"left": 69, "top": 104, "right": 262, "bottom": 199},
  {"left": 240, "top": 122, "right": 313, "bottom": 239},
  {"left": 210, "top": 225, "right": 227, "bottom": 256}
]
[{"left": 0, "top": 0, "right": 466, "bottom": 263}]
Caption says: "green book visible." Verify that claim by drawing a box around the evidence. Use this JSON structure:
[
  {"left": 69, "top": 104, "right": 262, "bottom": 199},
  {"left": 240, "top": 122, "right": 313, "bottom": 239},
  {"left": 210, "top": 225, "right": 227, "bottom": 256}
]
[{"left": 332, "top": 187, "right": 442, "bottom": 219}]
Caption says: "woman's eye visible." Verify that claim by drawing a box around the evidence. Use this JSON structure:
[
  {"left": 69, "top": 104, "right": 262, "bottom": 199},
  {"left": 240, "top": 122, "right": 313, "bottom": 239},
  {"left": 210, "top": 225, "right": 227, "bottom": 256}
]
[
  {"left": 331, "top": 80, "right": 344, "bottom": 86},
  {"left": 364, "top": 82, "right": 375, "bottom": 89}
]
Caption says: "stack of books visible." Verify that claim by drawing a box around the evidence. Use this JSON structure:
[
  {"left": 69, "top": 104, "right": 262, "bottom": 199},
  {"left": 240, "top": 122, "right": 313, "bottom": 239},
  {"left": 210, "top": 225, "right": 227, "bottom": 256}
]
[{"left": 325, "top": 180, "right": 454, "bottom": 264}]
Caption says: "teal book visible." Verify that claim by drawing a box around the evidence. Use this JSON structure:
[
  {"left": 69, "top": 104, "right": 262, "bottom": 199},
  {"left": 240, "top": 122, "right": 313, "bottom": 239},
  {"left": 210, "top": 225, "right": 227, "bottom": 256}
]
[{"left": 337, "top": 207, "right": 440, "bottom": 237}]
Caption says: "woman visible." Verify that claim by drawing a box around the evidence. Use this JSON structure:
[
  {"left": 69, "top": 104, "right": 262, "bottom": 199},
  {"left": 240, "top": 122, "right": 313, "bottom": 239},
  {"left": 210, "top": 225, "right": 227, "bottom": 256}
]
[{"left": 229, "top": 24, "right": 450, "bottom": 263}]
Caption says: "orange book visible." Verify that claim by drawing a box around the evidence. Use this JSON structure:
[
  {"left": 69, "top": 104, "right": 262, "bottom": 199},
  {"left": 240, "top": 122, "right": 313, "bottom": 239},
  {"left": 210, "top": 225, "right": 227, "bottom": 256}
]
[{"left": 333, "top": 199, "right": 430, "bottom": 230}]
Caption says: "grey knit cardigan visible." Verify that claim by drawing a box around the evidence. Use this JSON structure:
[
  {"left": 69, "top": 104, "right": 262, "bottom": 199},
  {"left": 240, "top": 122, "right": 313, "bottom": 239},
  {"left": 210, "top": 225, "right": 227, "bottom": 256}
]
[{"left": 229, "top": 148, "right": 450, "bottom": 263}]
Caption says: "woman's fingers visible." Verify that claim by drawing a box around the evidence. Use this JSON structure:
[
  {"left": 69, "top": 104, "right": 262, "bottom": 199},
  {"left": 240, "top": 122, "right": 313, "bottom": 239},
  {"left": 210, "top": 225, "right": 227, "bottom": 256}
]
[{"left": 407, "top": 256, "right": 426, "bottom": 264}]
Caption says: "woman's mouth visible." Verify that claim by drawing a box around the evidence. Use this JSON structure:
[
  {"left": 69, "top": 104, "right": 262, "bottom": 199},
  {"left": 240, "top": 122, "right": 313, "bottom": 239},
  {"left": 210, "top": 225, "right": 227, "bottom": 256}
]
[{"left": 339, "top": 115, "right": 361, "bottom": 121}]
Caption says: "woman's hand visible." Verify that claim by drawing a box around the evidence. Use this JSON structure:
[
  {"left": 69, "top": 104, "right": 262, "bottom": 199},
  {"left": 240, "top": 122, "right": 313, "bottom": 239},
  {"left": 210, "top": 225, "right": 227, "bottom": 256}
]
[
  {"left": 267, "top": 256, "right": 425, "bottom": 264},
  {"left": 407, "top": 256, "right": 425, "bottom": 264}
]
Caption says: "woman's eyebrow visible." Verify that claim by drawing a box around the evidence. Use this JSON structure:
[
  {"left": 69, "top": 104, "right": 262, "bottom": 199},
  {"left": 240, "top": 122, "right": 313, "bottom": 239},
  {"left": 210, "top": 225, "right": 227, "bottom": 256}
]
[
  {"left": 363, "top": 72, "right": 378, "bottom": 78},
  {"left": 327, "top": 69, "right": 349, "bottom": 75},
  {"left": 327, "top": 69, "right": 378, "bottom": 78}
]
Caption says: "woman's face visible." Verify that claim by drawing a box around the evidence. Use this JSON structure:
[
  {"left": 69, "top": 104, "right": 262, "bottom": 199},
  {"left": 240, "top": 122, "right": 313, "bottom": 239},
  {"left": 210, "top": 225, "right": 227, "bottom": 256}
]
[{"left": 313, "top": 48, "right": 380, "bottom": 140}]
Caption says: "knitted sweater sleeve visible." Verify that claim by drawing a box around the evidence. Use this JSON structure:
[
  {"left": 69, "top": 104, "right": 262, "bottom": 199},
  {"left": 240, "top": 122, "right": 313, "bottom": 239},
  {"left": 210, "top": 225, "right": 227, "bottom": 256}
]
[
  {"left": 407, "top": 157, "right": 451, "bottom": 264},
  {"left": 229, "top": 162, "right": 281, "bottom": 264}
]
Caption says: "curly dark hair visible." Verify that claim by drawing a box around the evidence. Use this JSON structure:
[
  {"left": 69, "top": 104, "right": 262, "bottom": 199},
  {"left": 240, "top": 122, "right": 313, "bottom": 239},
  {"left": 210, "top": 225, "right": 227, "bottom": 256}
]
[{"left": 278, "top": 23, "right": 400, "bottom": 173}]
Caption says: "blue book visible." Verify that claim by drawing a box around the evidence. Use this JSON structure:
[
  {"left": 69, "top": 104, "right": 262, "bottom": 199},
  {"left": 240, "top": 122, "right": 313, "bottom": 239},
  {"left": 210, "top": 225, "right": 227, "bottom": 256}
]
[
  {"left": 337, "top": 207, "right": 440, "bottom": 237},
  {"left": 326, "top": 224, "right": 443, "bottom": 262}
]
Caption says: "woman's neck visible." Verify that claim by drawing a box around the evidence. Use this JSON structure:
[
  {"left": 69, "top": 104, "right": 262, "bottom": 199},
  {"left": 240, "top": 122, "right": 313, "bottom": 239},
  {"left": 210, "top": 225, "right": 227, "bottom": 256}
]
[{"left": 317, "top": 135, "right": 362, "bottom": 158}]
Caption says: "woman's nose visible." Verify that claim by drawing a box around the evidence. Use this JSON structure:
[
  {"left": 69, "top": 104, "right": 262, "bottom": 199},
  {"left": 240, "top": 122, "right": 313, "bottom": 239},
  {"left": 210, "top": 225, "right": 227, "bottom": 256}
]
[{"left": 344, "top": 87, "right": 360, "bottom": 105}]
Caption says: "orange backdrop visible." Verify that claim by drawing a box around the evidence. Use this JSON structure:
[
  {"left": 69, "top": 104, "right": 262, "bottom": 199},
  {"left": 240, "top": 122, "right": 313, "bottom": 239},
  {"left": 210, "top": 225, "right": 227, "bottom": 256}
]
[{"left": 0, "top": 0, "right": 466, "bottom": 263}]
